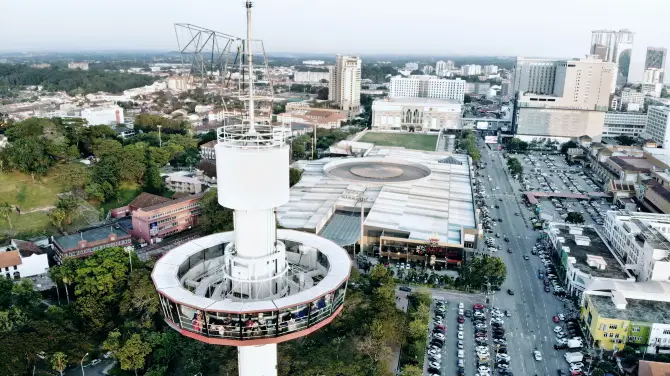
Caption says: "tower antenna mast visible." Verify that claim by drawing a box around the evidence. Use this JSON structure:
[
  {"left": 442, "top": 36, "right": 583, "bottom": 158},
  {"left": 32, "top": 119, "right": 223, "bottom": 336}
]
[{"left": 245, "top": 0, "right": 256, "bottom": 134}]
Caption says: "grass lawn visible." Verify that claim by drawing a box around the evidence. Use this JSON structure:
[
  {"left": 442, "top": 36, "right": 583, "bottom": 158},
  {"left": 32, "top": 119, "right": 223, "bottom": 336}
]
[
  {"left": 1, "top": 212, "right": 54, "bottom": 237},
  {"left": 358, "top": 132, "right": 438, "bottom": 151},
  {"left": 0, "top": 171, "right": 64, "bottom": 210},
  {"left": 100, "top": 182, "right": 142, "bottom": 212}
]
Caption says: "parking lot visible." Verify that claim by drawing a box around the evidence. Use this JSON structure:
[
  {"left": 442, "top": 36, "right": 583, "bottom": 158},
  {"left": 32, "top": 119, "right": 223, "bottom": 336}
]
[{"left": 509, "top": 153, "right": 614, "bottom": 227}]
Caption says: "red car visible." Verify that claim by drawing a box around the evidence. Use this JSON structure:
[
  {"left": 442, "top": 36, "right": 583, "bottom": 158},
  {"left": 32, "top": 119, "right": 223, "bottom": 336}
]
[
  {"left": 436, "top": 324, "right": 446, "bottom": 330},
  {"left": 473, "top": 303, "right": 485, "bottom": 310},
  {"left": 553, "top": 316, "right": 560, "bottom": 323},
  {"left": 458, "top": 316, "right": 465, "bottom": 323}
]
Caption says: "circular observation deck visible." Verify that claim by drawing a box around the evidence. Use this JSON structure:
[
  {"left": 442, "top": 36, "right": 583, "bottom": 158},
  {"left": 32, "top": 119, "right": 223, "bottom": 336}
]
[
  {"left": 324, "top": 157, "right": 432, "bottom": 184},
  {"left": 152, "top": 230, "right": 350, "bottom": 346}
]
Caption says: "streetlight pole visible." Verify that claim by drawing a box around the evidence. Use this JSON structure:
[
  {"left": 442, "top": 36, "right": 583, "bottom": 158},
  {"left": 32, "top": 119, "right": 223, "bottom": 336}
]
[
  {"left": 125, "top": 246, "right": 134, "bottom": 273},
  {"left": 157, "top": 125, "right": 162, "bottom": 148},
  {"left": 80, "top": 353, "right": 88, "bottom": 376}
]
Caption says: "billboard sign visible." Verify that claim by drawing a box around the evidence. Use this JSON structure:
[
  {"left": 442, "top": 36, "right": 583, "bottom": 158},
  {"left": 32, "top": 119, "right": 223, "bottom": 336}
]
[
  {"left": 476, "top": 121, "right": 489, "bottom": 130},
  {"left": 485, "top": 135, "right": 498, "bottom": 144},
  {"left": 150, "top": 222, "right": 159, "bottom": 236}
]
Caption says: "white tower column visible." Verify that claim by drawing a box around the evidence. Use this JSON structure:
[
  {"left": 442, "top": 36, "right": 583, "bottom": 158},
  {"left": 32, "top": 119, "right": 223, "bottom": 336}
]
[{"left": 238, "top": 344, "right": 277, "bottom": 376}]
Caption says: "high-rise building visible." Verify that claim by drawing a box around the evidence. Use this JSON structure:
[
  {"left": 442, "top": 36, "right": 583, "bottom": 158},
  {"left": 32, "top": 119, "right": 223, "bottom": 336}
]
[
  {"left": 589, "top": 29, "right": 634, "bottom": 87},
  {"left": 423, "top": 65, "right": 435, "bottom": 75},
  {"left": 389, "top": 75, "right": 465, "bottom": 103},
  {"left": 460, "top": 64, "right": 482, "bottom": 76},
  {"left": 642, "top": 47, "right": 666, "bottom": 84},
  {"left": 483, "top": 65, "right": 499, "bottom": 75},
  {"left": 328, "top": 55, "right": 362, "bottom": 114},
  {"left": 513, "top": 56, "right": 616, "bottom": 141},
  {"left": 435, "top": 60, "right": 448, "bottom": 76},
  {"left": 644, "top": 106, "right": 670, "bottom": 147},
  {"left": 511, "top": 58, "right": 559, "bottom": 95}
]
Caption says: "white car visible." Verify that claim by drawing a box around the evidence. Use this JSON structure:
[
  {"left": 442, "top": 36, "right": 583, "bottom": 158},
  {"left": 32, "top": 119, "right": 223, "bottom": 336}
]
[
  {"left": 474, "top": 312, "right": 485, "bottom": 318},
  {"left": 554, "top": 326, "right": 563, "bottom": 333},
  {"left": 433, "top": 333, "right": 445, "bottom": 340},
  {"left": 458, "top": 302, "right": 464, "bottom": 309},
  {"left": 569, "top": 365, "right": 583, "bottom": 372},
  {"left": 571, "top": 362, "right": 584, "bottom": 368},
  {"left": 458, "top": 308, "right": 464, "bottom": 315},
  {"left": 428, "top": 361, "right": 441, "bottom": 369},
  {"left": 533, "top": 350, "right": 542, "bottom": 361},
  {"left": 458, "top": 331, "right": 464, "bottom": 340},
  {"left": 497, "top": 363, "right": 509, "bottom": 369},
  {"left": 496, "top": 354, "right": 510, "bottom": 361},
  {"left": 457, "top": 340, "right": 464, "bottom": 349},
  {"left": 478, "top": 366, "right": 490, "bottom": 373},
  {"left": 476, "top": 346, "right": 488, "bottom": 352},
  {"left": 491, "top": 318, "right": 504, "bottom": 324},
  {"left": 458, "top": 350, "right": 464, "bottom": 358},
  {"left": 476, "top": 324, "right": 488, "bottom": 329},
  {"left": 458, "top": 323, "right": 464, "bottom": 331},
  {"left": 558, "top": 313, "right": 565, "bottom": 321}
]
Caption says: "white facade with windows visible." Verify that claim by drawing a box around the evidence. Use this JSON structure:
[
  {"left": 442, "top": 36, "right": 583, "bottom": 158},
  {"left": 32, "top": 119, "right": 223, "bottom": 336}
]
[
  {"left": 620, "top": 89, "right": 645, "bottom": 107},
  {"left": 371, "top": 98, "right": 462, "bottom": 132},
  {"left": 643, "top": 106, "right": 670, "bottom": 147},
  {"left": 603, "top": 112, "right": 647, "bottom": 137},
  {"left": 648, "top": 323, "right": 670, "bottom": 353},
  {"left": 512, "top": 58, "right": 559, "bottom": 95},
  {"left": 603, "top": 211, "right": 670, "bottom": 282},
  {"left": 328, "top": 55, "right": 361, "bottom": 114},
  {"left": 435, "top": 61, "right": 448, "bottom": 77},
  {"left": 460, "top": 65, "right": 481, "bottom": 76},
  {"left": 293, "top": 71, "right": 329, "bottom": 83},
  {"left": 389, "top": 76, "right": 465, "bottom": 103}
]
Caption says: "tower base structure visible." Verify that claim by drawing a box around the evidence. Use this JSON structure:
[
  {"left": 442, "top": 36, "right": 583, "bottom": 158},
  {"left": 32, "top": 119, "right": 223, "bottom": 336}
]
[{"left": 238, "top": 344, "right": 277, "bottom": 376}]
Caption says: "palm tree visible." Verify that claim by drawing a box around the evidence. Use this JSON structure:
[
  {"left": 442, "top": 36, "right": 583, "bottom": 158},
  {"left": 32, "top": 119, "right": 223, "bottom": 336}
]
[
  {"left": 0, "top": 202, "right": 13, "bottom": 229},
  {"left": 50, "top": 352, "right": 67, "bottom": 376}
]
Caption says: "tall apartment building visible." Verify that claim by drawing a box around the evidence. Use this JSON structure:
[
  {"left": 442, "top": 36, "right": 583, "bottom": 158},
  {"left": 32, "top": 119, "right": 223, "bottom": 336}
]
[
  {"left": 603, "top": 112, "right": 648, "bottom": 137},
  {"left": 435, "top": 60, "right": 448, "bottom": 77},
  {"left": 644, "top": 47, "right": 667, "bottom": 84},
  {"left": 483, "top": 65, "right": 499, "bottom": 75},
  {"left": 589, "top": 29, "right": 634, "bottom": 86},
  {"left": 603, "top": 211, "right": 670, "bottom": 282},
  {"left": 328, "top": 55, "right": 362, "bottom": 114},
  {"left": 644, "top": 69, "right": 664, "bottom": 85},
  {"left": 460, "top": 64, "right": 482, "bottom": 76},
  {"left": 644, "top": 106, "right": 670, "bottom": 147},
  {"left": 389, "top": 75, "right": 465, "bottom": 103},
  {"left": 511, "top": 58, "right": 559, "bottom": 95},
  {"left": 422, "top": 65, "right": 435, "bottom": 75},
  {"left": 67, "top": 62, "right": 89, "bottom": 70},
  {"left": 513, "top": 56, "right": 616, "bottom": 141},
  {"left": 621, "top": 88, "right": 645, "bottom": 107}
]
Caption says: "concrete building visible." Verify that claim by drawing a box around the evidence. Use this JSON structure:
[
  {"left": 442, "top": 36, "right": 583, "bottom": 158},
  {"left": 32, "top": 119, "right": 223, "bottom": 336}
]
[
  {"left": 277, "top": 147, "right": 478, "bottom": 265},
  {"left": 621, "top": 88, "right": 646, "bottom": 107},
  {"left": 644, "top": 47, "right": 667, "bottom": 83},
  {"left": 603, "top": 211, "right": 670, "bottom": 282},
  {"left": 639, "top": 360, "right": 670, "bottom": 376},
  {"left": 277, "top": 109, "right": 347, "bottom": 130},
  {"left": 642, "top": 82, "right": 664, "bottom": 97},
  {"left": 589, "top": 29, "right": 634, "bottom": 86},
  {"left": 511, "top": 58, "right": 559, "bottom": 95},
  {"left": 328, "top": 55, "right": 361, "bottom": 114},
  {"left": 293, "top": 71, "right": 329, "bottom": 83},
  {"left": 302, "top": 60, "right": 325, "bottom": 65},
  {"left": 435, "top": 60, "right": 448, "bottom": 77},
  {"left": 167, "top": 76, "right": 192, "bottom": 92},
  {"left": 371, "top": 98, "right": 462, "bottom": 132},
  {"left": 547, "top": 223, "right": 634, "bottom": 299},
  {"left": 644, "top": 69, "right": 664, "bottom": 85},
  {"left": 200, "top": 140, "right": 217, "bottom": 160},
  {"left": 644, "top": 106, "right": 670, "bottom": 147},
  {"left": 580, "top": 280, "right": 670, "bottom": 352},
  {"left": 126, "top": 192, "right": 203, "bottom": 245},
  {"left": 81, "top": 106, "right": 124, "bottom": 126},
  {"left": 53, "top": 225, "right": 132, "bottom": 261},
  {"left": 603, "top": 112, "right": 648, "bottom": 137},
  {"left": 460, "top": 64, "right": 482, "bottom": 76},
  {"left": 164, "top": 172, "right": 205, "bottom": 194},
  {"left": 405, "top": 62, "right": 419, "bottom": 71},
  {"left": 483, "top": 65, "right": 499, "bottom": 75},
  {"left": 422, "top": 65, "right": 435, "bottom": 75},
  {"left": 389, "top": 75, "right": 465, "bottom": 103},
  {"left": 67, "top": 62, "right": 89, "bottom": 70},
  {"left": 514, "top": 56, "right": 616, "bottom": 141},
  {"left": 0, "top": 239, "right": 49, "bottom": 281}
]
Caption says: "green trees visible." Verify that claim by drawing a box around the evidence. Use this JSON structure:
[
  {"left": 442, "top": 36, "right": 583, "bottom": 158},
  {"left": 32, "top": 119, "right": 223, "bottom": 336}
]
[
  {"left": 55, "top": 195, "right": 80, "bottom": 225},
  {"left": 289, "top": 168, "right": 303, "bottom": 187},
  {"left": 560, "top": 140, "right": 578, "bottom": 154},
  {"left": 72, "top": 248, "right": 130, "bottom": 303},
  {"left": 134, "top": 114, "right": 187, "bottom": 134},
  {"left": 199, "top": 190, "right": 234, "bottom": 234},
  {"left": 615, "top": 135, "right": 636, "bottom": 146},
  {"left": 0, "top": 63, "right": 155, "bottom": 94},
  {"left": 0, "top": 202, "right": 13, "bottom": 229},
  {"left": 316, "top": 87, "right": 329, "bottom": 100},
  {"left": 105, "top": 332, "right": 152, "bottom": 376},
  {"left": 50, "top": 352, "right": 67, "bottom": 376},
  {"left": 507, "top": 157, "right": 523, "bottom": 176},
  {"left": 507, "top": 138, "right": 528, "bottom": 152},
  {"left": 457, "top": 131, "right": 481, "bottom": 161},
  {"left": 459, "top": 255, "right": 508, "bottom": 289},
  {"left": 566, "top": 212, "right": 585, "bottom": 224}
]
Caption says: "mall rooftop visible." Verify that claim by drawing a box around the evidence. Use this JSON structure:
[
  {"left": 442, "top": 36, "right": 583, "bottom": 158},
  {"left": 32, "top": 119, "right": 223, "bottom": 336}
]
[
  {"left": 587, "top": 293, "right": 670, "bottom": 324},
  {"left": 277, "top": 147, "right": 477, "bottom": 247}
]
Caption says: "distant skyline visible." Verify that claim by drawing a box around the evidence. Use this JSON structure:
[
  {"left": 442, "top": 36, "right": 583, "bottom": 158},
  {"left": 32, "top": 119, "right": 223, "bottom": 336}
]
[{"left": 2, "top": 0, "right": 670, "bottom": 82}]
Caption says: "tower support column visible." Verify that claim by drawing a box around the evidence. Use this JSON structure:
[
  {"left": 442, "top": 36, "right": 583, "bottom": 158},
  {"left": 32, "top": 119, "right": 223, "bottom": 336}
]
[{"left": 238, "top": 344, "right": 277, "bottom": 376}]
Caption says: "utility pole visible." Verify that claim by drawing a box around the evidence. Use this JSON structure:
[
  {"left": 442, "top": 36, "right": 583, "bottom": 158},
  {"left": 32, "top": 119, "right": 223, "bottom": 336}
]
[
  {"left": 157, "top": 125, "right": 162, "bottom": 147},
  {"left": 80, "top": 353, "right": 88, "bottom": 376}
]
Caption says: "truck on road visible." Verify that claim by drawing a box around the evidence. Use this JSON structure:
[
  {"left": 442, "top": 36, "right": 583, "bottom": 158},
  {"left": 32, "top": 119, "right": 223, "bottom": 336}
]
[{"left": 564, "top": 352, "right": 583, "bottom": 363}]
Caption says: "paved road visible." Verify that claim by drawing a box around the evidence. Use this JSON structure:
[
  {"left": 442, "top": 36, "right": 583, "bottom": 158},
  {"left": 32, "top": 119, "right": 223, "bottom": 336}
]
[{"left": 478, "top": 142, "right": 569, "bottom": 376}]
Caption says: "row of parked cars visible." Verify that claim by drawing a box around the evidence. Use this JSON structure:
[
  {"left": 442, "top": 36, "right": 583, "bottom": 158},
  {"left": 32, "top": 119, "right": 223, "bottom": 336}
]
[
  {"left": 534, "top": 242, "right": 566, "bottom": 296},
  {"left": 427, "top": 300, "right": 448, "bottom": 376}
]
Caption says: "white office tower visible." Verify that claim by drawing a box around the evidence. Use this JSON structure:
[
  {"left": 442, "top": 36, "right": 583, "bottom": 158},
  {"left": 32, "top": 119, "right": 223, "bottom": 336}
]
[
  {"left": 511, "top": 58, "right": 559, "bottom": 95},
  {"left": 423, "top": 65, "right": 435, "bottom": 75},
  {"left": 389, "top": 75, "right": 465, "bottom": 103},
  {"left": 152, "top": 3, "right": 350, "bottom": 376},
  {"left": 589, "top": 29, "right": 634, "bottom": 87},
  {"left": 328, "top": 55, "right": 362, "bottom": 114}
]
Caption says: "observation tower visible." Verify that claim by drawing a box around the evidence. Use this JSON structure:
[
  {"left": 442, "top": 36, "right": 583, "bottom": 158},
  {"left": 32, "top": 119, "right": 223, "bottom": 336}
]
[{"left": 151, "top": 2, "right": 351, "bottom": 376}]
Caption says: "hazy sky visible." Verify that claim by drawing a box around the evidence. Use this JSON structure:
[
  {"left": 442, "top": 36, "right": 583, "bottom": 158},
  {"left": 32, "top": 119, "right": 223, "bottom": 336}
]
[{"left": 2, "top": 0, "right": 669, "bottom": 81}]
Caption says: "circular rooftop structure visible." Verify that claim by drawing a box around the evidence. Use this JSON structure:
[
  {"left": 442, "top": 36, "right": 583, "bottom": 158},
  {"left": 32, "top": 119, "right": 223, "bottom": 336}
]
[
  {"left": 324, "top": 157, "right": 432, "bottom": 184},
  {"left": 152, "top": 230, "right": 350, "bottom": 346}
]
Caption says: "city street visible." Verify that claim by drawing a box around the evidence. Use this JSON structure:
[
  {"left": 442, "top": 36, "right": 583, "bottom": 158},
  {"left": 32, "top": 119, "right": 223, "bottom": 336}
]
[{"left": 478, "top": 141, "right": 569, "bottom": 376}]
